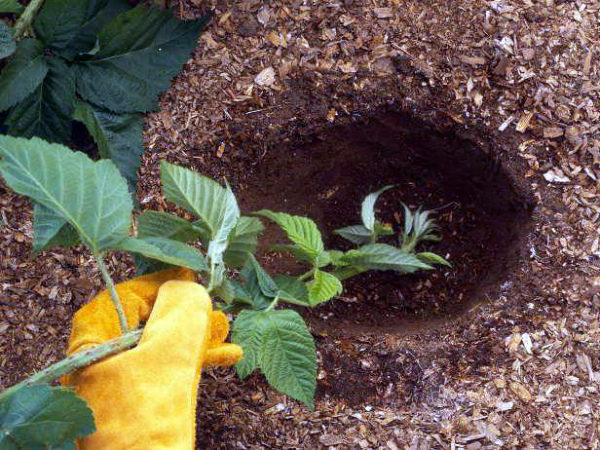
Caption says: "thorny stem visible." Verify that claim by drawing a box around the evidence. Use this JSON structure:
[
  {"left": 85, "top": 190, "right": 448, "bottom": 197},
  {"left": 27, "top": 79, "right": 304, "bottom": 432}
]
[
  {"left": 13, "top": 0, "right": 45, "bottom": 39},
  {"left": 0, "top": 329, "right": 142, "bottom": 401},
  {"left": 95, "top": 255, "right": 129, "bottom": 334}
]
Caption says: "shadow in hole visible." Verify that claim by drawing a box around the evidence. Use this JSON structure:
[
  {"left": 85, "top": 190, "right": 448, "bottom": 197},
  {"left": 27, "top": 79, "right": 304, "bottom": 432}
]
[{"left": 236, "top": 112, "right": 534, "bottom": 334}]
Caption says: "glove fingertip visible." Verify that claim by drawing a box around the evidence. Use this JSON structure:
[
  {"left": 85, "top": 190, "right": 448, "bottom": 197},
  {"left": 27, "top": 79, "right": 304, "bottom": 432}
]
[
  {"left": 209, "top": 310, "right": 230, "bottom": 344},
  {"left": 204, "top": 344, "right": 243, "bottom": 368}
]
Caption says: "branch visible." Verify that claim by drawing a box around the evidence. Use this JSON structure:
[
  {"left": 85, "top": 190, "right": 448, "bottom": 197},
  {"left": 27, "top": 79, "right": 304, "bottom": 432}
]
[
  {"left": 13, "top": 0, "right": 45, "bottom": 39},
  {"left": 95, "top": 255, "right": 129, "bottom": 333},
  {"left": 0, "top": 329, "right": 142, "bottom": 401}
]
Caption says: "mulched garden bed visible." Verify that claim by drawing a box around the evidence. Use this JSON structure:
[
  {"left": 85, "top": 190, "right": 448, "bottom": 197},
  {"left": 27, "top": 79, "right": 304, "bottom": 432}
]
[{"left": 2, "top": 0, "right": 599, "bottom": 448}]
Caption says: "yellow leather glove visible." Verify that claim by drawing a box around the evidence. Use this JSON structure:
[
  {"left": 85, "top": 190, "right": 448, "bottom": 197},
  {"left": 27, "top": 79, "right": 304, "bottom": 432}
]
[{"left": 62, "top": 267, "right": 243, "bottom": 449}]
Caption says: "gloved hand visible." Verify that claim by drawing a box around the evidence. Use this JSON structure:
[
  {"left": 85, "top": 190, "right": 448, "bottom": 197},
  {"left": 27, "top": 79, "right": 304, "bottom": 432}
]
[{"left": 62, "top": 267, "right": 243, "bottom": 449}]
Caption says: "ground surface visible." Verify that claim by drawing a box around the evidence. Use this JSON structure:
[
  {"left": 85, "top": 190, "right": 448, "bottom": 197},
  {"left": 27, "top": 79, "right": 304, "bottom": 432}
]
[{"left": 1, "top": 0, "right": 600, "bottom": 448}]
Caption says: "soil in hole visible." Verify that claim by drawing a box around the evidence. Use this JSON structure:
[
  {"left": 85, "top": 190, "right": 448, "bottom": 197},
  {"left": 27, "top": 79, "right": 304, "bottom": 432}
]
[{"left": 233, "top": 112, "right": 533, "bottom": 334}]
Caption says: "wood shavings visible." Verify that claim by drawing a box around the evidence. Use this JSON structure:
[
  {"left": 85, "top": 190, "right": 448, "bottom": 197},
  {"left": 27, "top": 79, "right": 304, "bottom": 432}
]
[
  {"left": 516, "top": 112, "right": 534, "bottom": 133},
  {"left": 254, "top": 66, "right": 276, "bottom": 87},
  {"left": 459, "top": 55, "right": 486, "bottom": 66},
  {"left": 544, "top": 127, "right": 564, "bottom": 139},
  {"left": 2, "top": 0, "right": 600, "bottom": 448}
]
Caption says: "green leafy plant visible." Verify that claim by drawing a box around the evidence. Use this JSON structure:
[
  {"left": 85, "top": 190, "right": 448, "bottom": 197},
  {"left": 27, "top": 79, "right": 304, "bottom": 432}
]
[
  {"left": 0, "top": 0, "right": 210, "bottom": 188},
  {"left": 0, "top": 135, "right": 449, "bottom": 442},
  {"left": 0, "top": 385, "right": 95, "bottom": 448}
]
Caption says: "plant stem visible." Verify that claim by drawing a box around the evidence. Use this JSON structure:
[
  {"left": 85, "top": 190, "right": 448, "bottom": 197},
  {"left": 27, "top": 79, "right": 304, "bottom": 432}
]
[
  {"left": 13, "top": 0, "right": 45, "bottom": 39},
  {"left": 94, "top": 255, "right": 129, "bottom": 334},
  {"left": 265, "top": 295, "right": 279, "bottom": 312},
  {"left": 0, "top": 329, "right": 142, "bottom": 401},
  {"left": 279, "top": 296, "right": 311, "bottom": 307},
  {"left": 207, "top": 262, "right": 216, "bottom": 292},
  {"left": 297, "top": 269, "right": 314, "bottom": 282},
  {"left": 400, "top": 239, "right": 416, "bottom": 254}
]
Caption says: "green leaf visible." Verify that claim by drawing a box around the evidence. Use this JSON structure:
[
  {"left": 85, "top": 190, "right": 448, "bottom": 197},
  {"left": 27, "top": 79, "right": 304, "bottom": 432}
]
[
  {"left": 412, "top": 209, "right": 440, "bottom": 241},
  {"left": 240, "top": 263, "right": 260, "bottom": 297},
  {"left": 132, "top": 254, "right": 172, "bottom": 276},
  {"left": 273, "top": 275, "right": 309, "bottom": 305},
  {"left": 34, "top": 0, "right": 130, "bottom": 58},
  {"left": 232, "top": 309, "right": 269, "bottom": 379},
  {"left": 254, "top": 210, "right": 324, "bottom": 263},
  {"left": 34, "top": 0, "right": 106, "bottom": 50},
  {"left": 32, "top": 203, "right": 80, "bottom": 254},
  {"left": 223, "top": 216, "right": 264, "bottom": 268},
  {"left": 315, "top": 251, "right": 331, "bottom": 268},
  {"left": 246, "top": 254, "right": 279, "bottom": 298},
  {"left": 400, "top": 205, "right": 442, "bottom": 250},
  {"left": 0, "top": 385, "right": 95, "bottom": 448},
  {"left": 0, "top": 136, "right": 132, "bottom": 253},
  {"left": 330, "top": 265, "right": 365, "bottom": 280},
  {"left": 205, "top": 185, "right": 238, "bottom": 265},
  {"left": 328, "top": 250, "right": 344, "bottom": 265},
  {"left": 307, "top": 269, "right": 342, "bottom": 306},
  {"left": 260, "top": 310, "right": 316, "bottom": 408},
  {"left": 0, "top": 21, "right": 15, "bottom": 60},
  {"left": 230, "top": 280, "right": 253, "bottom": 304},
  {"left": 269, "top": 244, "right": 314, "bottom": 264},
  {"left": 160, "top": 161, "right": 240, "bottom": 264},
  {"left": 118, "top": 237, "right": 207, "bottom": 272},
  {"left": 243, "top": 254, "right": 302, "bottom": 305},
  {"left": 6, "top": 56, "right": 76, "bottom": 143},
  {"left": 0, "top": 39, "right": 48, "bottom": 112},
  {"left": 361, "top": 185, "right": 393, "bottom": 231},
  {"left": 212, "top": 276, "right": 236, "bottom": 303},
  {"left": 239, "top": 263, "right": 271, "bottom": 310},
  {"left": 59, "top": 0, "right": 131, "bottom": 60},
  {"left": 251, "top": 294, "right": 272, "bottom": 311},
  {"left": 417, "top": 252, "right": 451, "bottom": 267},
  {"left": 340, "top": 243, "right": 432, "bottom": 273},
  {"left": 401, "top": 203, "right": 413, "bottom": 238},
  {"left": 74, "top": 5, "right": 210, "bottom": 113},
  {"left": 137, "top": 210, "right": 204, "bottom": 242},
  {"left": 0, "top": 0, "right": 23, "bottom": 13},
  {"left": 334, "top": 224, "right": 373, "bottom": 245},
  {"left": 72, "top": 99, "right": 143, "bottom": 189}
]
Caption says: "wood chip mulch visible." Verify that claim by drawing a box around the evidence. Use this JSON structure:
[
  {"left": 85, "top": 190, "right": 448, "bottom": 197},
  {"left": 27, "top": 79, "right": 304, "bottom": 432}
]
[{"left": 1, "top": 0, "right": 599, "bottom": 448}]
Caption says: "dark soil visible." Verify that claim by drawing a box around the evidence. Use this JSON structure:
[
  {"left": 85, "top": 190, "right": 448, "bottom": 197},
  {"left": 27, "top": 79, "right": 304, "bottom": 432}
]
[
  {"left": 230, "top": 112, "right": 534, "bottom": 334},
  {"left": 187, "top": 110, "right": 536, "bottom": 408}
]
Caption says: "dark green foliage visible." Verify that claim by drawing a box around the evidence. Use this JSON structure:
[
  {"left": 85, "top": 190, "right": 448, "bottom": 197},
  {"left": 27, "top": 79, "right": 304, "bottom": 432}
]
[
  {"left": 72, "top": 100, "right": 143, "bottom": 189},
  {"left": 0, "top": 0, "right": 23, "bottom": 14},
  {"left": 6, "top": 57, "right": 76, "bottom": 142},
  {"left": 0, "top": 0, "right": 210, "bottom": 184},
  {"left": 0, "top": 385, "right": 95, "bottom": 448},
  {"left": 232, "top": 309, "right": 316, "bottom": 408},
  {"left": 32, "top": 204, "right": 80, "bottom": 254},
  {"left": 0, "top": 21, "right": 15, "bottom": 59},
  {"left": 73, "top": 6, "right": 210, "bottom": 113},
  {"left": 0, "top": 39, "right": 48, "bottom": 112}
]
